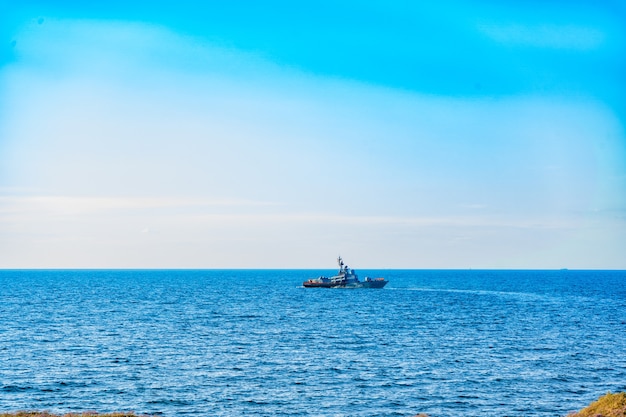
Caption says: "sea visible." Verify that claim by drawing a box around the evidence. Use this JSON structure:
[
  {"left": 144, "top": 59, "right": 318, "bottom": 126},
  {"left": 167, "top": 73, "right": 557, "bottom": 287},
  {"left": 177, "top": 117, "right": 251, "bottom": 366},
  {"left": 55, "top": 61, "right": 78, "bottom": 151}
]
[{"left": 1, "top": 269, "right": 625, "bottom": 417}]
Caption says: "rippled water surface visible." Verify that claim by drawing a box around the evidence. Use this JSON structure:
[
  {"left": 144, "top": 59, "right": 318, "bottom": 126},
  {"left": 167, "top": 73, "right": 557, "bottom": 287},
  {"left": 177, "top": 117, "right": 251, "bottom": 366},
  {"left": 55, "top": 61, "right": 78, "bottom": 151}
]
[{"left": 1, "top": 269, "right": 625, "bottom": 416}]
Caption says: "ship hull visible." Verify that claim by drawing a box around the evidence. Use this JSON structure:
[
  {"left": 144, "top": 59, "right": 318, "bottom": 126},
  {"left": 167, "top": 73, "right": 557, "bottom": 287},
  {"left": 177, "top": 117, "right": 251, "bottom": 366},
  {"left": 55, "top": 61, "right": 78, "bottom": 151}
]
[
  {"left": 303, "top": 279, "right": 388, "bottom": 289},
  {"left": 303, "top": 281, "right": 333, "bottom": 288},
  {"left": 331, "top": 280, "right": 388, "bottom": 289},
  {"left": 360, "top": 280, "right": 388, "bottom": 288}
]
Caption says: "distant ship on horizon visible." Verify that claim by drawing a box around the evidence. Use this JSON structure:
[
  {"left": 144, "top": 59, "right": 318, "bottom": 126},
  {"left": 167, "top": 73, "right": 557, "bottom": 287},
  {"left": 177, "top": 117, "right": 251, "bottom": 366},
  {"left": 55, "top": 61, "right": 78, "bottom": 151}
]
[{"left": 302, "top": 256, "right": 388, "bottom": 288}]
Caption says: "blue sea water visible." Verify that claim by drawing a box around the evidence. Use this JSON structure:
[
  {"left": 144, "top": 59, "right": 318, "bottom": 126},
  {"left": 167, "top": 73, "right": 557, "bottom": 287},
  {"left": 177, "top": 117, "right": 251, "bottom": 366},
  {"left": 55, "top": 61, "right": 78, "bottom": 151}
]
[{"left": 1, "top": 269, "right": 625, "bottom": 417}]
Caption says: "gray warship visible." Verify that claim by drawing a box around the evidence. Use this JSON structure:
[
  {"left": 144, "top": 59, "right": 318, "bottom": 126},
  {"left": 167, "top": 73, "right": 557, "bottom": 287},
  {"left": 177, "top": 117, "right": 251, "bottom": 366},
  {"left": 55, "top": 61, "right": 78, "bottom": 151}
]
[{"left": 303, "top": 256, "right": 388, "bottom": 288}]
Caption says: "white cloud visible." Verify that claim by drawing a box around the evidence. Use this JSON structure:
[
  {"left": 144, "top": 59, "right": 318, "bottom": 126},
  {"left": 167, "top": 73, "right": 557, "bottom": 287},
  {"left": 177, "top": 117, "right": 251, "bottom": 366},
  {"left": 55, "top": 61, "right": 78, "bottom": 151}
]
[{"left": 0, "top": 195, "right": 276, "bottom": 217}]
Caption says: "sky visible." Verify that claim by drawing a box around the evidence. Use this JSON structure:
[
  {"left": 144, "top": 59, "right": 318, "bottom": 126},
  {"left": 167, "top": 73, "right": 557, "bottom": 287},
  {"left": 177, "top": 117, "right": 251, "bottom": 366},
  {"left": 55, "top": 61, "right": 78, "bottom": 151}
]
[{"left": 1, "top": 1, "right": 625, "bottom": 269}]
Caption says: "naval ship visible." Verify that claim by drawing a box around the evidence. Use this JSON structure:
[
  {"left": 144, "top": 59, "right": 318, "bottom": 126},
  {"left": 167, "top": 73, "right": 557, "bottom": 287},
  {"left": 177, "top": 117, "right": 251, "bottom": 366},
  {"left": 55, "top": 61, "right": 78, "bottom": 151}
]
[{"left": 303, "top": 257, "right": 388, "bottom": 288}]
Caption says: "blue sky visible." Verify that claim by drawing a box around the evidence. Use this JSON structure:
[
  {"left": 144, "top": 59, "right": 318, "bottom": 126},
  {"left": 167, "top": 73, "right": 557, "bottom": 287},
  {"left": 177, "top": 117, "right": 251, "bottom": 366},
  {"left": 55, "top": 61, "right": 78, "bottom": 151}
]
[{"left": 1, "top": 1, "right": 625, "bottom": 268}]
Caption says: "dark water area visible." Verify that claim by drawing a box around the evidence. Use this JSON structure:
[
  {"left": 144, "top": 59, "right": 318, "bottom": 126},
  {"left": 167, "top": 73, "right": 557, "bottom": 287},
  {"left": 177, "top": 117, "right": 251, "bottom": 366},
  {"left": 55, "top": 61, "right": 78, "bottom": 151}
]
[{"left": 1, "top": 269, "right": 625, "bottom": 417}]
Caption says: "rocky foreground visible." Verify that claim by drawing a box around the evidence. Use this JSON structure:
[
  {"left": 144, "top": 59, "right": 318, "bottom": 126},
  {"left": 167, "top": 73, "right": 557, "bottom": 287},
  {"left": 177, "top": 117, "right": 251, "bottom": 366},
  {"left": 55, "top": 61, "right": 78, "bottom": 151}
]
[
  {"left": 2, "top": 392, "right": 625, "bottom": 417},
  {"left": 566, "top": 392, "right": 626, "bottom": 417}
]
